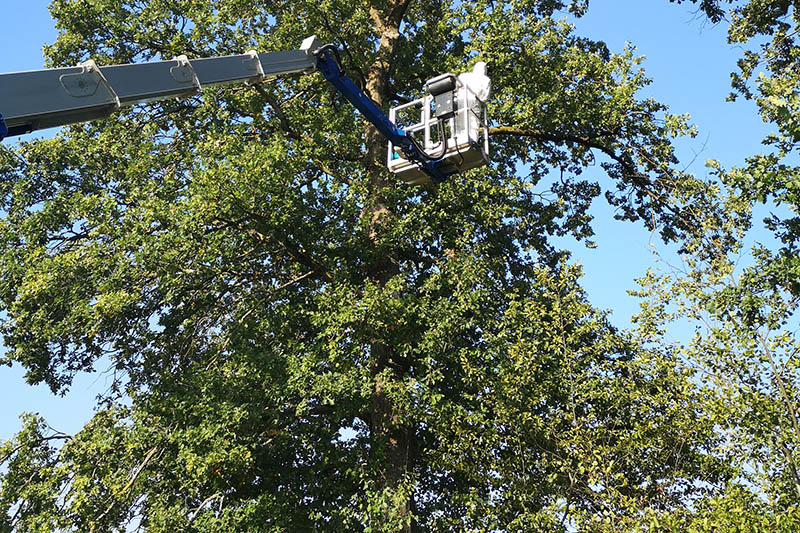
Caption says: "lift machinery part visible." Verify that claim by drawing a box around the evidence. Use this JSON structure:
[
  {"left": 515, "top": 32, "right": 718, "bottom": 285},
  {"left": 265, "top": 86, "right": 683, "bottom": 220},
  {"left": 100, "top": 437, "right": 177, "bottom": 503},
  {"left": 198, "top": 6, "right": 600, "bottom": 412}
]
[
  {"left": 0, "top": 47, "right": 314, "bottom": 140},
  {"left": 0, "top": 36, "right": 464, "bottom": 184},
  {"left": 426, "top": 73, "right": 458, "bottom": 120},
  {"left": 303, "top": 37, "right": 456, "bottom": 184}
]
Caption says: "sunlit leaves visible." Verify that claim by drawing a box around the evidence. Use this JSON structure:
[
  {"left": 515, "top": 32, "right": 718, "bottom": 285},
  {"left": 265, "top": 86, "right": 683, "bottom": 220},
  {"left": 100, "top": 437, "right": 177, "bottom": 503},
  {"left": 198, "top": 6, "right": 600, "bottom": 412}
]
[{"left": 0, "top": 0, "right": 726, "bottom": 530}]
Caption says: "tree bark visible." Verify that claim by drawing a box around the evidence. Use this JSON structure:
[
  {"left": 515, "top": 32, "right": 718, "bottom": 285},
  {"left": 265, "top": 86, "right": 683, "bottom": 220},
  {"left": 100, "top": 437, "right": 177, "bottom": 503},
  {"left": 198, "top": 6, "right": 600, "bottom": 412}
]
[{"left": 363, "top": 1, "right": 414, "bottom": 531}]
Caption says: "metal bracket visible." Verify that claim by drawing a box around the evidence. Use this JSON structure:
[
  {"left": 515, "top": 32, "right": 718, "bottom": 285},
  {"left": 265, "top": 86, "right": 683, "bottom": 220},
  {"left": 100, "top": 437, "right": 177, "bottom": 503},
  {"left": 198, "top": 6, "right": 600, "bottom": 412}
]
[
  {"left": 60, "top": 60, "right": 116, "bottom": 101},
  {"left": 300, "top": 35, "right": 323, "bottom": 57},
  {"left": 243, "top": 50, "right": 265, "bottom": 82},
  {"left": 170, "top": 55, "right": 201, "bottom": 90}
]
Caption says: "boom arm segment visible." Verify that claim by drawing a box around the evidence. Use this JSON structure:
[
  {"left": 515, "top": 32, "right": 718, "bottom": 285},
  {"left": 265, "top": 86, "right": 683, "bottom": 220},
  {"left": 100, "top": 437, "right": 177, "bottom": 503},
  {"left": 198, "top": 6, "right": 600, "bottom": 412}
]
[
  {"left": 306, "top": 39, "right": 452, "bottom": 183},
  {"left": 0, "top": 49, "right": 315, "bottom": 138}
]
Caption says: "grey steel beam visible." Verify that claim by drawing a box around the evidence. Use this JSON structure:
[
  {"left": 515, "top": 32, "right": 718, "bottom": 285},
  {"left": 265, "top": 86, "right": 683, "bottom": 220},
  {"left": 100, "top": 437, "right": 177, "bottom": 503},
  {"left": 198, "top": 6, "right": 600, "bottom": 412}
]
[{"left": 0, "top": 42, "right": 317, "bottom": 137}]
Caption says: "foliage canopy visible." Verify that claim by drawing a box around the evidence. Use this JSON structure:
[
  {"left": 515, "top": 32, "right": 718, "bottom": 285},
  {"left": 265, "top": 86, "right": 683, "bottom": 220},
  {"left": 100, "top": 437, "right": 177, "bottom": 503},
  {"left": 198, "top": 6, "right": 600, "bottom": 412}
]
[{"left": 1, "top": 0, "right": 799, "bottom": 531}]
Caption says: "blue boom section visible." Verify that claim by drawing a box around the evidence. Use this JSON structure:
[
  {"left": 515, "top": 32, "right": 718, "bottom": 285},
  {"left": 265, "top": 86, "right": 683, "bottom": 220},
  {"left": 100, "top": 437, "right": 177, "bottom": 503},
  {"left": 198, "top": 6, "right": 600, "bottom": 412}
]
[{"left": 312, "top": 48, "right": 453, "bottom": 183}]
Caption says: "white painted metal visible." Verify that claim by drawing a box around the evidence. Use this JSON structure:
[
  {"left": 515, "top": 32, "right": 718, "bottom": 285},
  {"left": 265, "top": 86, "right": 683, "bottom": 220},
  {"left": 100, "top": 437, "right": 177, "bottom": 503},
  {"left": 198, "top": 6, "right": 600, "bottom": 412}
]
[{"left": 387, "top": 78, "right": 489, "bottom": 185}]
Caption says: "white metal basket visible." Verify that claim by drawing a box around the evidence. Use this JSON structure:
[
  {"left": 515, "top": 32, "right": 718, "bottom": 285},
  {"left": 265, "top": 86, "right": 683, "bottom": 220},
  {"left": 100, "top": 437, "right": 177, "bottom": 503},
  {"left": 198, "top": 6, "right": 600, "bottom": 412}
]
[{"left": 387, "top": 80, "right": 489, "bottom": 185}]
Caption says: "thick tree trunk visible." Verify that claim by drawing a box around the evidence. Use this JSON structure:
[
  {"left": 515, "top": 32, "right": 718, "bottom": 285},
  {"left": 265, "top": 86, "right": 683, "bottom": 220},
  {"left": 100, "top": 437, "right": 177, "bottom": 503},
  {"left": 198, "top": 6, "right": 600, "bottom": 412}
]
[{"left": 363, "top": 2, "right": 414, "bottom": 531}]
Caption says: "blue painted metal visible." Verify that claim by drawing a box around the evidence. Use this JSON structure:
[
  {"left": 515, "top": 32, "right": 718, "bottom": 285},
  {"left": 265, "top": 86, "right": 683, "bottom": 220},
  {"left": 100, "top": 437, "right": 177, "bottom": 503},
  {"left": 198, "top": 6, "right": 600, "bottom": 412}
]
[
  {"left": 0, "top": 114, "right": 7, "bottom": 141},
  {"left": 312, "top": 48, "right": 453, "bottom": 183}
]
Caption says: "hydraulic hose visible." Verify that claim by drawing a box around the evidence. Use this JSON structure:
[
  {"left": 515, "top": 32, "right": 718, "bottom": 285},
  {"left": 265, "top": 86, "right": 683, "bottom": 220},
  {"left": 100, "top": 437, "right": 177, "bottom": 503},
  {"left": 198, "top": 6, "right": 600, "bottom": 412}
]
[
  {"left": 407, "top": 118, "right": 448, "bottom": 161},
  {"left": 314, "top": 43, "right": 448, "bottom": 165}
]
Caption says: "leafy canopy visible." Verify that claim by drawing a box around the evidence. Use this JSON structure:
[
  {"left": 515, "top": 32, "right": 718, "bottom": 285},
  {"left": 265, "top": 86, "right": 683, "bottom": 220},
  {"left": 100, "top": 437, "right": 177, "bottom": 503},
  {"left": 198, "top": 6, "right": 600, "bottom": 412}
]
[{"left": 0, "top": 0, "right": 727, "bottom": 531}]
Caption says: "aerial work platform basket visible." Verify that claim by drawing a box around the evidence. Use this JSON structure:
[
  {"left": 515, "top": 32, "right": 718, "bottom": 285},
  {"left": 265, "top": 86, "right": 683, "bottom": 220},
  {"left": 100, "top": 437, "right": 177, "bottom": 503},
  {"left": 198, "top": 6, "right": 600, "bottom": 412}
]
[{"left": 387, "top": 75, "right": 489, "bottom": 185}]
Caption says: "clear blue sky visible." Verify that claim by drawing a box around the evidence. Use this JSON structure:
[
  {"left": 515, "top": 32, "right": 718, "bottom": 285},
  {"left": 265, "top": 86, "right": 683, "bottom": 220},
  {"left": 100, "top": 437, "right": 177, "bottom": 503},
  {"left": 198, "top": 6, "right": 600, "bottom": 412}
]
[
  {"left": 2, "top": 2, "right": 113, "bottom": 442},
  {"left": 0, "top": 1, "right": 772, "bottom": 441}
]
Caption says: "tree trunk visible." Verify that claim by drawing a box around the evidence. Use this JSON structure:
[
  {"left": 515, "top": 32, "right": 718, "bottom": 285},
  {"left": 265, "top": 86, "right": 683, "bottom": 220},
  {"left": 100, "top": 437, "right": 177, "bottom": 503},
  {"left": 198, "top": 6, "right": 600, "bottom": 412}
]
[{"left": 363, "top": 1, "right": 414, "bottom": 531}]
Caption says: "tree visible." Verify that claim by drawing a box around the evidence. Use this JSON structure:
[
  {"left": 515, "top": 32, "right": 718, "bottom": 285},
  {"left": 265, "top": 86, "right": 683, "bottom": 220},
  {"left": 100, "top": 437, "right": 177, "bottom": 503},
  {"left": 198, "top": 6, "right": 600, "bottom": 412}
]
[
  {"left": 0, "top": 0, "right": 723, "bottom": 530},
  {"left": 623, "top": 0, "right": 800, "bottom": 528}
]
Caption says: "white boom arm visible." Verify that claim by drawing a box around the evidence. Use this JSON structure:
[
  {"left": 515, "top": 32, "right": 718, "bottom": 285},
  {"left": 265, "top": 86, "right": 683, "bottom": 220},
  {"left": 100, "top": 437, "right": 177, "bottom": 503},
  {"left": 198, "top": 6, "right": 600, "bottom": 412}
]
[{"left": 0, "top": 46, "right": 317, "bottom": 138}]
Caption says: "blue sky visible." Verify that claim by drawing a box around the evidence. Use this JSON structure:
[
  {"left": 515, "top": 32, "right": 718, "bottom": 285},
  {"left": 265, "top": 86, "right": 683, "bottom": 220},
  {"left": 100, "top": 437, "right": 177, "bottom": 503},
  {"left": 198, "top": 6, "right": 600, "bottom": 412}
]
[
  {"left": 566, "top": 1, "right": 771, "bottom": 327},
  {"left": 2, "top": 1, "right": 111, "bottom": 442},
  {"left": 0, "top": 1, "right": 773, "bottom": 441}
]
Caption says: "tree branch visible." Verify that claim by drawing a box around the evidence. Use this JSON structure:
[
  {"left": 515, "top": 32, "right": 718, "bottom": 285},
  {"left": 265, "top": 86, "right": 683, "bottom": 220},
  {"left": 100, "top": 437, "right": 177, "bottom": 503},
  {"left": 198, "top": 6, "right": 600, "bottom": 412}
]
[
  {"left": 254, "top": 85, "right": 301, "bottom": 141},
  {"left": 187, "top": 492, "right": 222, "bottom": 525},
  {"left": 92, "top": 446, "right": 159, "bottom": 532},
  {"left": 0, "top": 434, "right": 72, "bottom": 465},
  {"left": 489, "top": 125, "right": 642, "bottom": 179}
]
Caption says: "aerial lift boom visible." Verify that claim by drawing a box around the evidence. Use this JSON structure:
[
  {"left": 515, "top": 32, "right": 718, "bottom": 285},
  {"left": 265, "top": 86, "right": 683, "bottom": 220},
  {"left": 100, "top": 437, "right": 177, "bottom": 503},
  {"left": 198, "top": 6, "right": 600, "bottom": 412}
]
[{"left": 0, "top": 36, "right": 489, "bottom": 184}]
